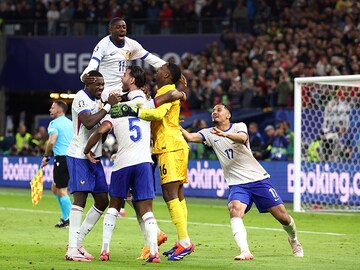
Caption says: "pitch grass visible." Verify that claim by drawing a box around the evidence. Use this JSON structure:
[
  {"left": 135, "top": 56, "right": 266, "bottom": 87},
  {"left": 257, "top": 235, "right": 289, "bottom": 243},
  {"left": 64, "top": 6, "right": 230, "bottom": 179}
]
[{"left": 0, "top": 187, "right": 359, "bottom": 270}]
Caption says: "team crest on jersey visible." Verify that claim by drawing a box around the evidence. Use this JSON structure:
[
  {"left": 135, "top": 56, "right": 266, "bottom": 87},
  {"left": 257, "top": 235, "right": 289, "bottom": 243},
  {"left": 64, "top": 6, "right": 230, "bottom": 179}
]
[
  {"left": 125, "top": 51, "right": 131, "bottom": 60},
  {"left": 78, "top": 100, "right": 85, "bottom": 108},
  {"left": 80, "top": 180, "right": 85, "bottom": 185}
]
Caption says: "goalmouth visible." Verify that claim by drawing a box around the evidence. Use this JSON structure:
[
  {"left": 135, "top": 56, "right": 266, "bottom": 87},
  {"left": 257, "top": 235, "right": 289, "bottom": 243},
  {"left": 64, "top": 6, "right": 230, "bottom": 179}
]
[{"left": 293, "top": 75, "right": 360, "bottom": 212}]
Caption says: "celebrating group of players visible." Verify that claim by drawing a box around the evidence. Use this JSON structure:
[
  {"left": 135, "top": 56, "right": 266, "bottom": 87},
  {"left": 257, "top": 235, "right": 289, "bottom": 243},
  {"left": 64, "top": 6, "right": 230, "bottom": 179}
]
[{"left": 42, "top": 17, "right": 304, "bottom": 264}]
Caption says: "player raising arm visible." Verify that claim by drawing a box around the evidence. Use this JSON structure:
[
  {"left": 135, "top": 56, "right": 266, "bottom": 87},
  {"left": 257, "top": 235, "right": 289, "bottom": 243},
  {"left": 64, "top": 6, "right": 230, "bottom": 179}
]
[
  {"left": 180, "top": 104, "right": 304, "bottom": 260},
  {"left": 80, "top": 17, "right": 187, "bottom": 103},
  {"left": 64, "top": 70, "right": 119, "bottom": 262}
]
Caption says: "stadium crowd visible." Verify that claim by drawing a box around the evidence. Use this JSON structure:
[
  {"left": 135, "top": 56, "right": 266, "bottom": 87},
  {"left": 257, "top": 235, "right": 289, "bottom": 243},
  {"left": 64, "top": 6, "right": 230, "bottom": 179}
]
[{"left": 0, "top": 0, "right": 359, "bottom": 161}]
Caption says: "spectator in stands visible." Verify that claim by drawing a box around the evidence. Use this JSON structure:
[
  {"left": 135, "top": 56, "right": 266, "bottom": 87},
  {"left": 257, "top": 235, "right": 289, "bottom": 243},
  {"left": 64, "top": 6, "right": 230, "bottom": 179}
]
[
  {"left": 15, "top": 123, "right": 32, "bottom": 154},
  {"left": 73, "top": 2, "right": 86, "bottom": 36},
  {"left": 46, "top": 2, "right": 59, "bottom": 36},
  {"left": 212, "top": 84, "right": 228, "bottom": 107},
  {"left": 220, "top": 26, "right": 237, "bottom": 52},
  {"left": 228, "top": 77, "right": 242, "bottom": 108},
  {"left": 34, "top": 0, "right": 47, "bottom": 35},
  {"left": 184, "top": 3, "right": 198, "bottom": 33},
  {"left": 269, "top": 124, "right": 289, "bottom": 161},
  {"left": 159, "top": 1, "right": 173, "bottom": 34},
  {"left": 172, "top": 1, "right": 185, "bottom": 34},
  {"left": 248, "top": 122, "right": 265, "bottom": 160},
  {"left": 187, "top": 79, "right": 203, "bottom": 110},
  {"left": 0, "top": 128, "right": 15, "bottom": 155},
  {"left": 85, "top": 2, "right": 98, "bottom": 36},
  {"left": 30, "top": 126, "right": 48, "bottom": 156},
  {"left": 266, "top": 78, "right": 278, "bottom": 108},
  {"left": 146, "top": 0, "right": 160, "bottom": 34},
  {"left": 276, "top": 72, "right": 293, "bottom": 108},
  {"left": 232, "top": 0, "right": 248, "bottom": 32},
  {"left": 131, "top": 0, "right": 146, "bottom": 35},
  {"left": 106, "top": 0, "right": 122, "bottom": 21},
  {"left": 200, "top": 0, "right": 216, "bottom": 33},
  {"left": 58, "top": 1, "right": 73, "bottom": 36},
  {"left": 283, "top": 121, "right": 294, "bottom": 161},
  {"left": 259, "top": 124, "right": 276, "bottom": 160},
  {"left": 241, "top": 78, "right": 256, "bottom": 109},
  {"left": 96, "top": 0, "right": 108, "bottom": 36},
  {"left": 251, "top": 86, "right": 268, "bottom": 109}
]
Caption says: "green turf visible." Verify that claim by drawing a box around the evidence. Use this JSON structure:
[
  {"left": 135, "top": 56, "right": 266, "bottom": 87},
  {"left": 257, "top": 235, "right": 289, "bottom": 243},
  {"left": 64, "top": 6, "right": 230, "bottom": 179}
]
[{"left": 0, "top": 187, "right": 359, "bottom": 270}]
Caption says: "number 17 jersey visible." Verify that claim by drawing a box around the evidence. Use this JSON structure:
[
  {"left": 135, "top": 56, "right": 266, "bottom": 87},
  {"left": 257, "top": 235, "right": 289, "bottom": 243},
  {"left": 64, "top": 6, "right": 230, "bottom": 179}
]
[{"left": 199, "top": 122, "right": 270, "bottom": 186}]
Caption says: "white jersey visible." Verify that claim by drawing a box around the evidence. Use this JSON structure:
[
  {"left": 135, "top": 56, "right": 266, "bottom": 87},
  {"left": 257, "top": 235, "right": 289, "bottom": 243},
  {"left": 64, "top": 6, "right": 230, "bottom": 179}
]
[
  {"left": 81, "top": 36, "right": 166, "bottom": 102},
  {"left": 67, "top": 90, "right": 103, "bottom": 159},
  {"left": 105, "top": 90, "right": 153, "bottom": 171},
  {"left": 199, "top": 123, "right": 270, "bottom": 186}
]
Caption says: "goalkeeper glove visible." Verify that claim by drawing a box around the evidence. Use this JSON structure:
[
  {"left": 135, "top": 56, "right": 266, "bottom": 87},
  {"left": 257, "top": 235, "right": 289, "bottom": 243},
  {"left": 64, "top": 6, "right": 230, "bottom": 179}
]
[{"left": 110, "top": 104, "right": 139, "bottom": 118}]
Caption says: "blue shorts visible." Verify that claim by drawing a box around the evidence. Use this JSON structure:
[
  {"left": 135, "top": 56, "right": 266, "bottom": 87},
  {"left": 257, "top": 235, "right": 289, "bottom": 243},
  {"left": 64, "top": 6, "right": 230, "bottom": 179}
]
[
  {"left": 228, "top": 179, "right": 283, "bottom": 213},
  {"left": 66, "top": 156, "right": 108, "bottom": 194},
  {"left": 110, "top": 162, "right": 155, "bottom": 201}
]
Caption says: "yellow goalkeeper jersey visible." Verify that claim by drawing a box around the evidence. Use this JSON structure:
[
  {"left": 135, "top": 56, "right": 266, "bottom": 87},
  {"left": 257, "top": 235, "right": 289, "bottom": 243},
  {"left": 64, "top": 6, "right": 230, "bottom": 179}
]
[{"left": 138, "top": 84, "right": 188, "bottom": 154}]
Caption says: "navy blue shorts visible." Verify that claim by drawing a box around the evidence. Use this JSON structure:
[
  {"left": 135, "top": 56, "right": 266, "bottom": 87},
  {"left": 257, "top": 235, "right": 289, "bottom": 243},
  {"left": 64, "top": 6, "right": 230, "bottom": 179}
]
[
  {"left": 228, "top": 179, "right": 283, "bottom": 213},
  {"left": 110, "top": 162, "right": 155, "bottom": 201},
  {"left": 66, "top": 156, "right": 108, "bottom": 194}
]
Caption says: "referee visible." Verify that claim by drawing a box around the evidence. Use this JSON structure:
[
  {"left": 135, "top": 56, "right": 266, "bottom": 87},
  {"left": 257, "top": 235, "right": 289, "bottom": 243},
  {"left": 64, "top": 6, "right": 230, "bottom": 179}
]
[{"left": 41, "top": 100, "right": 73, "bottom": 228}]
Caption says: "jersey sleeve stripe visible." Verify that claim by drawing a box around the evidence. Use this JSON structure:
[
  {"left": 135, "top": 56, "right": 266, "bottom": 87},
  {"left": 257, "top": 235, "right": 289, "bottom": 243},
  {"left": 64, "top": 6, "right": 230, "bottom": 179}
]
[
  {"left": 78, "top": 109, "right": 91, "bottom": 116},
  {"left": 140, "top": 52, "right": 150, "bottom": 60},
  {"left": 92, "top": 56, "right": 101, "bottom": 63},
  {"left": 198, "top": 132, "right": 206, "bottom": 141}
]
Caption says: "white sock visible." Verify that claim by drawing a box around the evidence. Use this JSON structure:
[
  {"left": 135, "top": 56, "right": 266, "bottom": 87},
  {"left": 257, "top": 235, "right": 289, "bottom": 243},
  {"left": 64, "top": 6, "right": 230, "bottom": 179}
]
[
  {"left": 231, "top": 217, "right": 250, "bottom": 253},
  {"left": 137, "top": 214, "right": 148, "bottom": 247},
  {"left": 77, "top": 205, "right": 103, "bottom": 245},
  {"left": 283, "top": 216, "right": 297, "bottom": 242},
  {"left": 68, "top": 205, "right": 83, "bottom": 249},
  {"left": 178, "top": 238, "right": 191, "bottom": 248},
  {"left": 143, "top": 212, "right": 158, "bottom": 256},
  {"left": 102, "top": 207, "right": 118, "bottom": 252}
]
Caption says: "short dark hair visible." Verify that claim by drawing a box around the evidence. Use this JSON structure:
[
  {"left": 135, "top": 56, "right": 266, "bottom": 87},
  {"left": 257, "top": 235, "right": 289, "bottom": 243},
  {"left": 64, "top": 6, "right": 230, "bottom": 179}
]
[
  {"left": 88, "top": 70, "right": 103, "bottom": 78},
  {"left": 127, "top": 66, "right": 146, "bottom": 88},
  {"left": 167, "top": 63, "right": 181, "bottom": 84},
  {"left": 109, "top": 17, "right": 124, "bottom": 27},
  {"left": 223, "top": 104, "right": 232, "bottom": 120},
  {"left": 54, "top": 100, "right": 68, "bottom": 113}
]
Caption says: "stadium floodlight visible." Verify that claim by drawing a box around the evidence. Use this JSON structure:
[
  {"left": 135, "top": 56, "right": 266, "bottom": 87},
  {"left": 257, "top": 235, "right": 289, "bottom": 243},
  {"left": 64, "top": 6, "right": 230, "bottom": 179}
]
[{"left": 293, "top": 75, "right": 360, "bottom": 212}]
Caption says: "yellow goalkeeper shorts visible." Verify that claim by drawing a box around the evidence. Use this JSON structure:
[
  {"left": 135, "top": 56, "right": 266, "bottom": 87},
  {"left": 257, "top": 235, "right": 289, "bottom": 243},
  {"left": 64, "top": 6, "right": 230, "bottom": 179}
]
[{"left": 157, "top": 148, "right": 189, "bottom": 185}]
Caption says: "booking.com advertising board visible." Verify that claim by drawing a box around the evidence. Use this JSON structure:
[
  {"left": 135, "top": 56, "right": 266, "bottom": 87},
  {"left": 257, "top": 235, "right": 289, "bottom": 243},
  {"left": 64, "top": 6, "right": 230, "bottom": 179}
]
[
  {"left": 1, "top": 35, "right": 218, "bottom": 91},
  {"left": 1, "top": 156, "right": 360, "bottom": 204}
]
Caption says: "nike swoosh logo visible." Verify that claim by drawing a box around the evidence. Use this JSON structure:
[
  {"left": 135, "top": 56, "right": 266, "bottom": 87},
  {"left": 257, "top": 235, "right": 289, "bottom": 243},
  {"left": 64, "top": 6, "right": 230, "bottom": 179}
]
[
  {"left": 214, "top": 139, "right": 220, "bottom": 142},
  {"left": 110, "top": 53, "right": 116, "bottom": 56}
]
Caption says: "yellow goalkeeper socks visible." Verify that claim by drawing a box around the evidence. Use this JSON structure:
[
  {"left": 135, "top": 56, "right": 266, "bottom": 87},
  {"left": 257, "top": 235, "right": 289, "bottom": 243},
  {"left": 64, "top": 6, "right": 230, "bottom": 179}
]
[
  {"left": 180, "top": 198, "right": 188, "bottom": 222},
  {"left": 167, "top": 198, "right": 189, "bottom": 241}
]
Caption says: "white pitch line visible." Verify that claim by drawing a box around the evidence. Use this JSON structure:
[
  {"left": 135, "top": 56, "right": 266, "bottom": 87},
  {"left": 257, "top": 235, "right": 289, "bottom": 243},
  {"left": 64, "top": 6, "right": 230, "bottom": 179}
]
[{"left": 0, "top": 207, "right": 346, "bottom": 236}]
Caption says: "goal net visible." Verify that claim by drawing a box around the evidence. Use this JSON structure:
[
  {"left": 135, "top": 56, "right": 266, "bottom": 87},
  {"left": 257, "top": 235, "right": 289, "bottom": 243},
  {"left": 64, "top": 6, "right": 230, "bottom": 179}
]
[{"left": 293, "top": 75, "right": 360, "bottom": 212}]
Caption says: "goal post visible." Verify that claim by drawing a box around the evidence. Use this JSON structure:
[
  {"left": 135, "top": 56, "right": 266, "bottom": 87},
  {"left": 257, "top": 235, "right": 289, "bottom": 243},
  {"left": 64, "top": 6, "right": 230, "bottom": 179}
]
[{"left": 294, "top": 75, "right": 360, "bottom": 212}]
